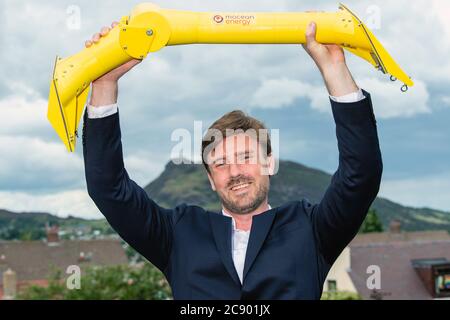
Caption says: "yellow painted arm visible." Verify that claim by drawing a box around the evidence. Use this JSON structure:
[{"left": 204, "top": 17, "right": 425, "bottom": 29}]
[{"left": 48, "top": 2, "right": 413, "bottom": 152}]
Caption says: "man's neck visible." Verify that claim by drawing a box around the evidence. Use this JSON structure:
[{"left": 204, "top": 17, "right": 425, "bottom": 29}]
[{"left": 222, "top": 201, "right": 271, "bottom": 232}]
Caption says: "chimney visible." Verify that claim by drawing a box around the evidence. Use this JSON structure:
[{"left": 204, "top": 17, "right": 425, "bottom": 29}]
[
  {"left": 2, "top": 268, "right": 17, "bottom": 300},
  {"left": 389, "top": 220, "right": 402, "bottom": 233},
  {"left": 46, "top": 223, "right": 60, "bottom": 245}
]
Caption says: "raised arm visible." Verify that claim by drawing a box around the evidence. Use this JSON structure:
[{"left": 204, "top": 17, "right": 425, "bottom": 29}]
[
  {"left": 301, "top": 22, "right": 383, "bottom": 264},
  {"left": 304, "top": 92, "right": 382, "bottom": 265},
  {"left": 82, "top": 23, "right": 184, "bottom": 272}
]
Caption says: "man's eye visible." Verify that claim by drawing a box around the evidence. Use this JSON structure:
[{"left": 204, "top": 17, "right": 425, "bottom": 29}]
[{"left": 239, "top": 154, "right": 252, "bottom": 162}]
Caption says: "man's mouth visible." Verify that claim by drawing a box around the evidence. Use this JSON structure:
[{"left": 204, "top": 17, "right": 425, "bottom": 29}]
[{"left": 230, "top": 182, "right": 251, "bottom": 192}]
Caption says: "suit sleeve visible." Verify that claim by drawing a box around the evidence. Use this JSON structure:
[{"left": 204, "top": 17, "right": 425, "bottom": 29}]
[
  {"left": 82, "top": 110, "right": 184, "bottom": 272},
  {"left": 304, "top": 90, "right": 383, "bottom": 265}
]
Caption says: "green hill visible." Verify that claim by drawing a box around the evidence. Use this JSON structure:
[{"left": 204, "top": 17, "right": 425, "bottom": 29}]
[
  {"left": 0, "top": 209, "right": 111, "bottom": 241},
  {"left": 144, "top": 159, "right": 450, "bottom": 232}
]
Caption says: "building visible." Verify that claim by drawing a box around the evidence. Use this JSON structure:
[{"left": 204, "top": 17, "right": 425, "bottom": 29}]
[
  {"left": 323, "top": 221, "right": 450, "bottom": 299},
  {"left": 0, "top": 225, "right": 128, "bottom": 299}
]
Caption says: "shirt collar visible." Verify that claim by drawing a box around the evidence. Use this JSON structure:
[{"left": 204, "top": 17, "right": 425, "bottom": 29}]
[{"left": 222, "top": 204, "right": 272, "bottom": 231}]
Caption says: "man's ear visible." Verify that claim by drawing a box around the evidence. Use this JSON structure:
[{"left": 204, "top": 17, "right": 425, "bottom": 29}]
[{"left": 207, "top": 172, "right": 217, "bottom": 191}]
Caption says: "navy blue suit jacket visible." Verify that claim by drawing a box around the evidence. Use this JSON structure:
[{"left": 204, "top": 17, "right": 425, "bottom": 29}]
[{"left": 82, "top": 90, "right": 382, "bottom": 299}]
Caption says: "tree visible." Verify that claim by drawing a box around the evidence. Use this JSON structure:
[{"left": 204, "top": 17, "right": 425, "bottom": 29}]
[
  {"left": 321, "top": 291, "right": 361, "bottom": 300},
  {"left": 360, "top": 209, "right": 384, "bottom": 233},
  {"left": 17, "top": 263, "right": 172, "bottom": 300}
]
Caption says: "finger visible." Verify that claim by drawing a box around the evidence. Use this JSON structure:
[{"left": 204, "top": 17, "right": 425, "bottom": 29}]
[
  {"left": 305, "top": 22, "right": 318, "bottom": 47},
  {"left": 100, "top": 26, "right": 110, "bottom": 37},
  {"left": 111, "top": 21, "right": 119, "bottom": 28},
  {"left": 123, "top": 59, "right": 142, "bottom": 71},
  {"left": 124, "top": 59, "right": 142, "bottom": 69},
  {"left": 130, "top": 59, "right": 143, "bottom": 66},
  {"left": 92, "top": 33, "right": 101, "bottom": 43},
  {"left": 85, "top": 40, "right": 92, "bottom": 48}
]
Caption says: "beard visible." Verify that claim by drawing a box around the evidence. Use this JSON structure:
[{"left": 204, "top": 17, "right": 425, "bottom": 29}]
[{"left": 219, "top": 175, "right": 269, "bottom": 215}]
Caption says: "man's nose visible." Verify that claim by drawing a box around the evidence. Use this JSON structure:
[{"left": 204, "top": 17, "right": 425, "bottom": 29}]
[{"left": 228, "top": 162, "right": 242, "bottom": 177}]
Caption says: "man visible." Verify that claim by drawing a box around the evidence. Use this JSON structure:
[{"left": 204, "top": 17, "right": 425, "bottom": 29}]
[{"left": 83, "top": 21, "right": 382, "bottom": 299}]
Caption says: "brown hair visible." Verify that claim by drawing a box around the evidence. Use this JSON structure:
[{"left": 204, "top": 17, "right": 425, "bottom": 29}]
[{"left": 201, "top": 110, "right": 272, "bottom": 173}]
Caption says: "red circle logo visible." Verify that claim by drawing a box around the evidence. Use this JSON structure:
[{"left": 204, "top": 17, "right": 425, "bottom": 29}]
[{"left": 213, "top": 15, "right": 224, "bottom": 24}]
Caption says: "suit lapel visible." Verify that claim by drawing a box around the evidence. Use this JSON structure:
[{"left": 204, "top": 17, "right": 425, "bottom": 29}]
[
  {"left": 208, "top": 212, "right": 241, "bottom": 286},
  {"left": 243, "top": 208, "right": 277, "bottom": 282}
]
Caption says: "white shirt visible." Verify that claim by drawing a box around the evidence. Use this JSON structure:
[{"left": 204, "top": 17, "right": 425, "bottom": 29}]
[
  {"left": 222, "top": 205, "right": 272, "bottom": 284},
  {"left": 86, "top": 89, "right": 365, "bottom": 284}
]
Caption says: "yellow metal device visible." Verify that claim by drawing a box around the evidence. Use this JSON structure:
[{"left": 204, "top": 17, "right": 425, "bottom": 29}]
[{"left": 48, "top": 2, "right": 413, "bottom": 152}]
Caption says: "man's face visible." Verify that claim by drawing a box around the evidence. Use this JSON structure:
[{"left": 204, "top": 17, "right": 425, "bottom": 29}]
[{"left": 206, "top": 133, "right": 274, "bottom": 215}]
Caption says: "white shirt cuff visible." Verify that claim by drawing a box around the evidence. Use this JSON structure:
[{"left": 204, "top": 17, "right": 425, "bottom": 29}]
[
  {"left": 330, "top": 88, "right": 365, "bottom": 103},
  {"left": 86, "top": 103, "right": 118, "bottom": 119}
]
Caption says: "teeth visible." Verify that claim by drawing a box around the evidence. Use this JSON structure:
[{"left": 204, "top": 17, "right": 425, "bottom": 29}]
[{"left": 231, "top": 183, "right": 249, "bottom": 191}]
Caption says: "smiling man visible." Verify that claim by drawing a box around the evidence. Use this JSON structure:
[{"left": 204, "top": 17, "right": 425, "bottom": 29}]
[{"left": 83, "top": 21, "right": 382, "bottom": 299}]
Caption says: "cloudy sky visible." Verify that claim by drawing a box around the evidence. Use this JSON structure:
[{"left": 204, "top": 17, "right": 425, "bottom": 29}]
[{"left": 0, "top": 0, "right": 449, "bottom": 219}]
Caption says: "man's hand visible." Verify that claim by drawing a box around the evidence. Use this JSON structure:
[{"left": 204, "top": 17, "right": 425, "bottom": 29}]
[
  {"left": 302, "top": 22, "right": 359, "bottom": 97},
  {"left": 86, "top": 21, "right": 142, "bottom": 106}
]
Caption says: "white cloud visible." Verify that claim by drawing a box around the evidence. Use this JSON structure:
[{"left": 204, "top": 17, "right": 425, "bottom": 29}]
[
  {"left": 250, "top": 77, "right": 327, "bottom": 110},
  {"left": 441, "top": 96, "right": 450, "bottom": 107},
  {"left": 0, "top": 135, "right": 84, "bottom": 190},
  {"left": 358, "top": 78, "right": 431, "bottom": 118},
  {"left": 249, "top": 77, "right": 431, "bottom": 119},
  {"left": 0, "top": 149, "right": 168, "bottom": 219},
  {"left": 0, "top": 189, "right": 102, "bottom": 220},
  {"left": 379, "top": 172, "right": 450, "bottom": 212},
  {"left": 431, "top": 1, "right": 450, "bottom": 38},
  {"left": 0, "top": 148, "right": 168, "bottom": 219},
  {"left": 0, "top": 93, "right": 48, "bottom": 135},
  {"left": 124, "top": 152, "right": 167, "bottom": 187}
]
